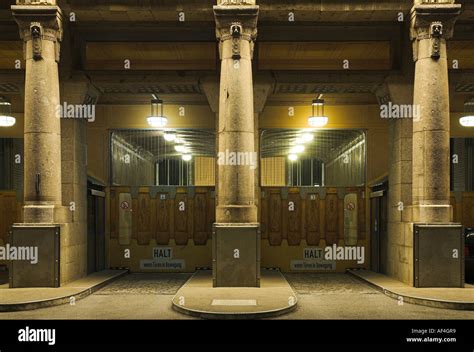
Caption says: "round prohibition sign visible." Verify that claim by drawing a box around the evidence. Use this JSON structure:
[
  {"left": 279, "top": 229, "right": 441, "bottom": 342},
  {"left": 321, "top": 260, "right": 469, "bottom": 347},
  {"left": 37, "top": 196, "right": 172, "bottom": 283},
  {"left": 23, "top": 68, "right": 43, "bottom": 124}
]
[
  {"left": 346, "top": 202, "right": 355, "bottom": 211},
  {"left": 120, "top": 201, "right": 130, "bottom": 210}
]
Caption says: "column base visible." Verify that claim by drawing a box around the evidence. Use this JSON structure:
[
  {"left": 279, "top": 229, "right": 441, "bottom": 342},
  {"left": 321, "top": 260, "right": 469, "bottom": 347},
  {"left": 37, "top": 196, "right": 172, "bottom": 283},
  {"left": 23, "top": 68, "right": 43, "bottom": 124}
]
[
  {"left": 411, "top": 204, "right": 452, "bottom": 223},
  {"left": 212, "top": 223, "right": 260, "bottom": 287},
  {"left": 23, "top": 205, "right": 55, "bottom": 223},
  {"left": 23, "top": 204, "right": 71, "bottom": 224},
  {"left": 216, "top": 205, "right": 257, "bottom": 224}
]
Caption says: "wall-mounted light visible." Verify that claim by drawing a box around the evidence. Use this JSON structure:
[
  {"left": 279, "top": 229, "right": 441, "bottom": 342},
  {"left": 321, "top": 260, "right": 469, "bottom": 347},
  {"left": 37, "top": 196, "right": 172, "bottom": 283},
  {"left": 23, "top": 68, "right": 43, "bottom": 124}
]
[
  {"left": 460, "top": 101, "right": 474, "bottom": 127},
  {"left": 147, "top": 97, "right": 168, "bottom": 128},
  {"left": 0, "top": 100, "right": 16, "bottom": 127},
  {"left": 308, "top": 98, "right": 328, "bottom": 128}
]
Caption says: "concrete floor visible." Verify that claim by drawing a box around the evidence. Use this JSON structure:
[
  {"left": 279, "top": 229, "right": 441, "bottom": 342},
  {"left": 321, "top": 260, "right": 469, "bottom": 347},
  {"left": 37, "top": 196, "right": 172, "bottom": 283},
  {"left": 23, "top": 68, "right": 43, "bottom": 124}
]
[
  {"left": 0, "top": 270, "right": 127, "bottom": 308},
  {"left": 0, "top": 273, "right": 473, "bottom": 319},
  {"left": 172, "top": 270, "right": 297, "bottom": 318}
]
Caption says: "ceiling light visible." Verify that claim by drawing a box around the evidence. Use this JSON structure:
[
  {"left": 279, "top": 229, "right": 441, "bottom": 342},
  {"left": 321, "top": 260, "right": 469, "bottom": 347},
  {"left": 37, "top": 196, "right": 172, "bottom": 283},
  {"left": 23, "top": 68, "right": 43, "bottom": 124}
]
[
  {"left": 460, "top": 115, "right": 474, "bottom": 127},
  {"left": 147, "top": 98, "right": 167, "bottom": 128},
  {"left": 295, "top": 133, "right": 314, "bottom": 144},
  {"left": 0, "top": 101, "right": 15, "bottom": 127},
  {"left": 295, "top": 137, "right": 304, "bottom": 144},
  {"left": 164, "top": 133, "right": 176, "bottom": 142},
  {"left": 182, "top": 154, "right": 192, "bottom": 162},
  {"left": 148, "top": 116, "right": 167, "bottom": 128},
  {"left": 308, "top": 116, "right": 328, "bottom": 127},
  {"left": 290, "top": 145, "right": 305, "bottom": 154},
  {"left": 175, "top": 145, "right": 188, "bottom": 153},
  {"left": 460, "top": 102, "right": 474, "bottom": 127},
  {"left": 312, "top": 100, "right": 324, "bottom": 106},
  {"left": 0, "top": 115, "right": 16, "bottom": 127},
  {"left": 301, "top": 133, "right": 314, "bottom": 142},
  {"left": 288, "top": 154, "right": 298, "bottom": 162},
  {"left": 308, "top": 98, "right": 328, "bottom": 128}
]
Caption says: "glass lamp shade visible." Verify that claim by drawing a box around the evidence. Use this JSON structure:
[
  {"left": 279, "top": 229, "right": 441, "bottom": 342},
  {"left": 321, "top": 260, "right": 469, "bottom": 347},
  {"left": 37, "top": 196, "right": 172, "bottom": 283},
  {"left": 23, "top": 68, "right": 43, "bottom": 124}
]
[
  {"left": 147, "top": 98, "right": 167, "bottom": 128},
  {"left": 0, "top": 102, "right": 15, "bottom": 127},
  {"left": 0, "top": 115, "right": 15, "bottom": 127},
  {"left": 147, "top": 116, "right": 168, "bottom": 128},
  {"left": 308, "top": 116, "right": 328, "bottom": 127},
  {"left": 459, "top": 115, "right": 474, "bottom": 127}
]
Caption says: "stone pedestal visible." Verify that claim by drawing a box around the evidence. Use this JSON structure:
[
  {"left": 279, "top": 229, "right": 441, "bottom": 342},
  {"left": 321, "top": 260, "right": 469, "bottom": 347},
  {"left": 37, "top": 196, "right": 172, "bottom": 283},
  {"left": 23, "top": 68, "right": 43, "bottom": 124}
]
[
  {"left": 212, "top": 224, "right": 260, "bottom": 287},
  {"left": 10, "top": 224, "right": 60, "bottom": 288},
  {"left": 413, "top": 224, "right": 464, "bottom": 288},
  {"left": 213, "top": 3, "right": 260, "bottom": 287}
]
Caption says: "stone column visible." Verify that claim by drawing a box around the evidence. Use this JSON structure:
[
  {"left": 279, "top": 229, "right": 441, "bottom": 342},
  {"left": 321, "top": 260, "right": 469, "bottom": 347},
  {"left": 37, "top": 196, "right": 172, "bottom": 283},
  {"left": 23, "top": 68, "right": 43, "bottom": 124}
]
[
  {"left": 215, "top": 1, "right": 258, "bottom": 224},
  {"left": 410, "top": 1, "right": 461, "bottom": 223},
  {"left": 406, "top": 2, "right": 465, "bottom": 288},
  {"left": 212, "top": 0, "right": 260, "bottom": 287},
  {"left": 12, "top": 1, "right": 63, "bottom": 223}
]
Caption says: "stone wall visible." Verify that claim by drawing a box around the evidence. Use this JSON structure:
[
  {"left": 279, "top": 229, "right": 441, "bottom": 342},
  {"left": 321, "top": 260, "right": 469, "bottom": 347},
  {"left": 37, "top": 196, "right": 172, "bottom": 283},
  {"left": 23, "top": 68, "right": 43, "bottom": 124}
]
[{"left": 60, "top": 118, "right": 88, "bottom": 284}]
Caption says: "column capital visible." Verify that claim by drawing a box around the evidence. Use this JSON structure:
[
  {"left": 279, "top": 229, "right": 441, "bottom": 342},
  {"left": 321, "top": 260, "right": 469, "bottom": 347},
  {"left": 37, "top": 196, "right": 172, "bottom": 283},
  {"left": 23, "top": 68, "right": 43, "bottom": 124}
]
[
  {"left": 213, "top": 4, "right": 259, "bottom": 59},
  {"left": 11, "top": 4, "right": 63, "bottom": 62},
  {"left": 410, "top": 3, "right": 461, "bottom": 41}
]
